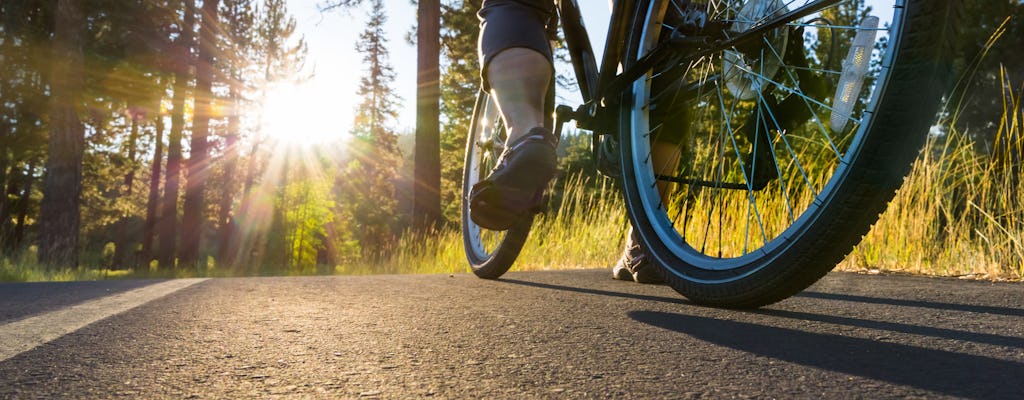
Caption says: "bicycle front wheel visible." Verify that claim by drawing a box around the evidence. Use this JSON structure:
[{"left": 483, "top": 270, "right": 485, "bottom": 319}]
[
  {"left": 619, "top": 0, "right": 961, "bottom": 307},
  {"left": 462, "top": 92, "right": 533, "bottom": 279}
]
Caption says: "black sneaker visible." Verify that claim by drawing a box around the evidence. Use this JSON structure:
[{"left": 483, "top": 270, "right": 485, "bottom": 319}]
[
  {"left": 612, "top": 229, "right": 665, "bottom": 284},
  {"left": 469, "top": 127, "right": 559, "bottom": 231}
]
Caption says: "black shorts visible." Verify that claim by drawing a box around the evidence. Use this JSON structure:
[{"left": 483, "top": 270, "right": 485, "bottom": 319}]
[
  {"left": 477, "top": 0, "right": 686, "bottom": 144},
  {"left": 477, "top": 0, "right": 556, "bottom": 91}
]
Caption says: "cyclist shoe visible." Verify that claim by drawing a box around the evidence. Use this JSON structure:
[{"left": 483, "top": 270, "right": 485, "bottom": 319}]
[
  {"left": 469, "top": 127, "right": 559, "bottom": 231},
  {"left": 612, "top": 229, "right": 665, "bottom": 284}
]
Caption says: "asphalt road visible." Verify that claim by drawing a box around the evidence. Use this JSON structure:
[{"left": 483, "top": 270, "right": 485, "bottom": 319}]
[{"left": 0, "top": 270, "right": 1021, "bottom": 399}]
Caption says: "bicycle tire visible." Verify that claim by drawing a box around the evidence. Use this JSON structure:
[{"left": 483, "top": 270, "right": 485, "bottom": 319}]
[
  {"left": 618, "top": 0, "right": 961, "bottom": 308},
  {"left": 462, "top": 92, "right": 533, "bottom": 279}
]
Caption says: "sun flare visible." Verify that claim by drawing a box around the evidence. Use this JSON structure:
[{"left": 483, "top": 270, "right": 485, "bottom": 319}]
[{"left": 261, "top": 82, "right": 352, "bottom": 147}]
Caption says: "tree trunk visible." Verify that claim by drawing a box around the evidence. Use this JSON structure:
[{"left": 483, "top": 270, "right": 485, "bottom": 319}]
[
  {"left": 12, "top": 162, "right": 36, "bottom": 251},
  {"left": 216, "top": 88, "right": 241, "bottom": 268},
  {"left": 181, "top": 0, "right": 219, "bottom": 268},
  {"left": 0, "top": 76, "right": 12, "bottom": 255},
  {"left": 159, "top": 0, "right": 195, "bottom": 270},
  {"left": 413, "top": 0, "right": 442, "bottom": 231},
  {"left": 38, "top": 0, "right": 86, "bottom": 270},
  {"left": 113, "top": 115, "right": 140, "bottom": 269},
  {"left": 0, "top": 151, "right": 12, "bottom": 253},
  {"left": 139, "top": 115, "right": 165, "bottom": 270}
]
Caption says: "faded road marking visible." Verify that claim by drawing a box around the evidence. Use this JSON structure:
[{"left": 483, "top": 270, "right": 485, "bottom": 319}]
[{"left": 0, "top": 278, "right": 208, "bottom": 363}]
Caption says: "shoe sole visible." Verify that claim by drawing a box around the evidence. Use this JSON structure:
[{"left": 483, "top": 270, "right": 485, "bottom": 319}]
[
  {"left": 469, "top": 141, "right": 556, "bottom": 231},
  {"left": 469, "top": 182, "right": 534, "bottom": 231}
]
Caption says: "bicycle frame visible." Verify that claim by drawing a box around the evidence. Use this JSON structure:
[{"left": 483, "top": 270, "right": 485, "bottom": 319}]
[{"left": 554, "top": 0, "right": 632, "bottom": 133}]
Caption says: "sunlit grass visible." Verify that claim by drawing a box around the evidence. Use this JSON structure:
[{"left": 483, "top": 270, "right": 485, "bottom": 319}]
[
  {"left": 513, "top": 174, "right": 627, "bottom": 271},
  {"left": 369, "top": 74, "right": 1024, "bottom": 280},
  {"left": 360, "top": 173, "right": 627, "bottom": 275},
  {"left": 839, "top": 69, "right": 1024, "bottom": 280}
]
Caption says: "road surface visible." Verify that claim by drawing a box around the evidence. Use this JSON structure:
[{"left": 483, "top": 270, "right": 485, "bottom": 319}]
[{"left": 1, "top": 270, "right": 1021, "bottom": 399}]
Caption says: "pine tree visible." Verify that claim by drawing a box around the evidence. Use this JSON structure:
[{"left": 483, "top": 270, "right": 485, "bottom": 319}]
[
  {"left": 0, "top": 1, "right": 52, "bottom": 256},
  {"left": 338, "top": 0, "right": 402, "bottom": 257}
]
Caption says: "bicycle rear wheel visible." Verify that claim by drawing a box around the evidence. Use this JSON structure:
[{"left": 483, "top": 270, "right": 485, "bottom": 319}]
[
  {"left": 619, "top": 0, "right": 961, "bottom": 307},
  {"left": 462, "top": 92, "right": 533, "bottom": 279}
]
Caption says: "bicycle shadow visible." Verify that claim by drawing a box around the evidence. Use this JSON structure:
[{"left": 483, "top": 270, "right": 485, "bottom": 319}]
[
  {"left": 797, "top": 291, "right": 1024, "bottom": 317},
  {"left": 501, "top": 278, "right": 1024, "bottom": 398},
  {"left": 630, "top": 310, "right": 1023, "bottom": 399},
  {"left": 500, "top": 278, "right": 690, "bottom": 305},
  {"left": 502, "top": 278, "right": 1024, "bottom": 347}
]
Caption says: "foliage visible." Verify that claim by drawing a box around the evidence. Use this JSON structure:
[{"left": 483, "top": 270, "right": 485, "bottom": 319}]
[{"left": 281, "top": 167, "right": 335, "bottom": 270}]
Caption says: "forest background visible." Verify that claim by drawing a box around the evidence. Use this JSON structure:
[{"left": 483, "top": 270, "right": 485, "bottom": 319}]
[{"left": 0, "top": 0, "right": 1022, "bottom": 281}]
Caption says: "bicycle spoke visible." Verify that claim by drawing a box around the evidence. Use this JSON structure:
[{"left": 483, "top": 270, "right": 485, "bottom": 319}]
[{"left": 759, "top": 35, "right": 843, "bottom": 158}]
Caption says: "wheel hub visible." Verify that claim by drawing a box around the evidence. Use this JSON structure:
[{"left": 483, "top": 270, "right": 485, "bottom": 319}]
[{"left": 723, "top": 0, "right": 789, "bottom": 100}]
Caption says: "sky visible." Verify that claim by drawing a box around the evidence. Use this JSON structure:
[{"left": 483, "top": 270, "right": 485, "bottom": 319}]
[{"left": 273, "top": 0, "right": 611, "bottom": 144}]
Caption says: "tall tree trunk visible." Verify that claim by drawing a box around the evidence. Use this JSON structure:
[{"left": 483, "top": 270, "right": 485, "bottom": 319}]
[
  {"left": 113, "top": 115, "right": 140, "bottom": 268},
  {"left": 216, "top": 87, "right": 241, "bottom": 268},
  {"left": 159, "top": 0, "right": 195, "bottom": 270},
  {"left": 413, "top": 0, "right": 442, "bottom": 230},
  {"left": 12, "top": 162, "right": 36, "bottom": 251},
  {"left": 181, "top": 0, "right": 219, "bottom": 268},
  {"left": 139, "top": 116, "right": 164, "bottom": 270},
  {"left": 235, "top": 137, "right": 264, "bottom": 272},
  {"left": 2, "top": 163, "right": 20, "bottom": 253},
  {"left": 0, "top": 71, "right": 10, "bottom": 254},
  {"left": 269, "top": 154, "right": 290, "bottom": 270},
  {"left": 38, "top": 0, "right": 86, "bottom": 270},
  {"left": 0, "top": 76, "right": 11, "bottom": 255},
  {"left": 0, "top": 151, "right": 12, "bottom": 253}
]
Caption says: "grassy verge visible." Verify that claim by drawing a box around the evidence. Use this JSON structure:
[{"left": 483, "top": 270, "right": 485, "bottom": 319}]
[
  {"left": 364, "top": 174, "right": 628, "bottom": 276},
  {"left": 839, "top": 71, "right": 1023, "bottom": 279}
]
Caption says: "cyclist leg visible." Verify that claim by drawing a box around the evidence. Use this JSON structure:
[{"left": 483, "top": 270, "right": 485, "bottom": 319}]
[
  {"left": 613, "top": 53, "right": 688, "bottom": 284},
  {"left": 469, "top": 0, "right": 559, "bottom": 231},
  {"left": 478, "top": 0, "right": 555, "bottom": 143}
]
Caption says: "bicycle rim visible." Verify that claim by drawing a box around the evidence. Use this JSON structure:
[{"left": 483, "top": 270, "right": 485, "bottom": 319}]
[{"left": 462, "top": 92, "right": 532, "bottom": 278}]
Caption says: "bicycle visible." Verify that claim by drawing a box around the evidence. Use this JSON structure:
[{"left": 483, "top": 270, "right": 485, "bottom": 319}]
[{"left": 461, "top": 0, "right": 961, "bottom": 308}]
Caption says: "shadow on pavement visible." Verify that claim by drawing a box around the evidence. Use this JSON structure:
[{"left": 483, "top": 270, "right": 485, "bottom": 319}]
[
  {"left": 499, "top": 278, "right": 689, "bottom": 305},
  {"left": 797, "top": 291, "right": 1024, "bottom": 317},
  {"left": 630, "top": 310, "right": 1023, "bottom": 399},
  {"left": 756, "top": 309, "right": 1024, "bottom": 349}
]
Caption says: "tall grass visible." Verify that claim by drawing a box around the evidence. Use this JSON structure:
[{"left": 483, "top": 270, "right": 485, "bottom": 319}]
[
  {"left": 376, "top": 77, "right": 1023, "bottom": 281},
  {"left": 365, "top": 173, "right": 629, "bottom": 275},
  {"left": 840, "top": 69, "right": 1023, "bottom": 279}
]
